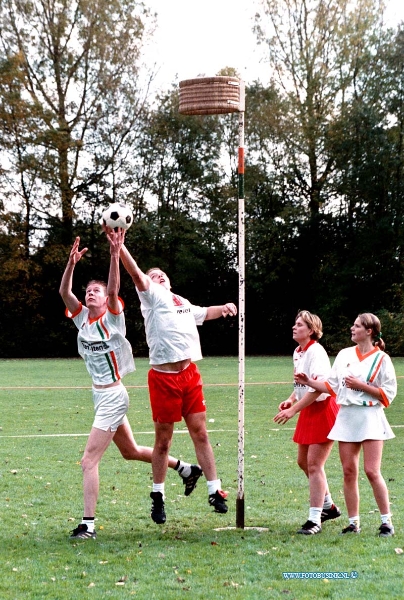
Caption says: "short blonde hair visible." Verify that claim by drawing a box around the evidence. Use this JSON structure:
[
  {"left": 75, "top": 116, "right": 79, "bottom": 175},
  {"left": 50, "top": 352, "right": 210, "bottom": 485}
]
[
  {"left": 296, "top": 310, "right": 323, "bottom": 340},
  {"left": 146, "top": 267, "right": 162, "bottom": 276},
  {"left": 86, "top": 280, "right": 107, "bottom": 294}
]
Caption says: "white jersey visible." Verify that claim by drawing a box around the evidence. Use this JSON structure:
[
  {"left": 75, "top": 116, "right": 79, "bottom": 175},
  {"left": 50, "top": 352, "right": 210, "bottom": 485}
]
[
  {"left": 137, "top": 282, "right": 207, "bottom": 365},
  {"left": 66, "top": 299, "right": 135, "bottom": 385},
  {"left": 325, "top": 346, "right": 396, "bottom": 407},
  {"left": 293, "top": 340, "right": 332, "bottom": 402}
]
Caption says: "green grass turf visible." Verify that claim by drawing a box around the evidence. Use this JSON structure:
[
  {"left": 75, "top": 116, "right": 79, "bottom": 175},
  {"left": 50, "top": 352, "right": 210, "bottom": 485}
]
[{"left": 0, "top": 356, "right": 403, "bottom": 599}]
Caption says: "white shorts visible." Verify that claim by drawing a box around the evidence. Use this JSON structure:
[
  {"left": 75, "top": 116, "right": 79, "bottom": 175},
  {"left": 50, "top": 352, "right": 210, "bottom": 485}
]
[
  {"left": 328, "top": 404, "right": 395, "bottom": 442},
  {"left": 92, "top": 382, "right": 129, "bottom": 432}
]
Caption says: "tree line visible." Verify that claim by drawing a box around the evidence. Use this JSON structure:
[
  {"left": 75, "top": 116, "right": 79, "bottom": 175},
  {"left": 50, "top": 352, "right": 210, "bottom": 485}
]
[{"left": 1, "top": 0, "right": 404, "bottom": 359}]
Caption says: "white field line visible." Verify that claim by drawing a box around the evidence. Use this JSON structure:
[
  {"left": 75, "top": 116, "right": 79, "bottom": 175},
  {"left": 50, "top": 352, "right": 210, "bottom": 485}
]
[
  {"left": 0, "top": 429, "right": 241, "bottom": 439},
  {"left": 3, "top": 375, "right": 404, "bottom": 390},
  {"left": 1, "top": 425, "right": 403, "bottom": 440},
  {"left": 0, "top": 382, "right": 290, "bottom": 389}
]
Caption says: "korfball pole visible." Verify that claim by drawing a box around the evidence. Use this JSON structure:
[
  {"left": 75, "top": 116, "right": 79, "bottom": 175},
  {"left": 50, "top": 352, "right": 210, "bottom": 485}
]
[{"left": 179, "top": 76, "right": 246, "bottom": 529}]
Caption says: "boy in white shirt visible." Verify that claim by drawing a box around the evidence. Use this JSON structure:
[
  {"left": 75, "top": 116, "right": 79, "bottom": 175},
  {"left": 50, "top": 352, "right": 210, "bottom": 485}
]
[{"left": 119, "top": 243, "right": 237, "bottom": 524}]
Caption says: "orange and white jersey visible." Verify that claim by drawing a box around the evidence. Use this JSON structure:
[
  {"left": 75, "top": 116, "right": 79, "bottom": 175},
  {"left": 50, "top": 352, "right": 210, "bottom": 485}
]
[
  {"left": 66, "top": 298, "right": 135, "bottom": 385},
  {"left": 325, "top": 346, "right": 397, "bottom": 407},
  {"left": 293, "top": 340, "right": 332, "bottom": 402}
]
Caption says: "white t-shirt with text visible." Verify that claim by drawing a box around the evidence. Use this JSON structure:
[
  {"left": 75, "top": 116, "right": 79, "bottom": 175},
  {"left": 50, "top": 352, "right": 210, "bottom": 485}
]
[
  {"left": 66, "top": 299, "right": 135, "bottom": 385},
  {"left": 137, "top": 282, "right": 207, "bottom": 365}
]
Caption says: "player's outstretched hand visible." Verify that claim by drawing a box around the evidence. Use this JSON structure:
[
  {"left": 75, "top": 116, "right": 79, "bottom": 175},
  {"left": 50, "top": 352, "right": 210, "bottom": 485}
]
[
  {"left": 69, "top": 237, "right": 88, "bottom": 265},
  {"left": 222, "top": 303, "right": 237, "bottom": 318},
  {"left": 106, "top": 227, "right": 125, "bottom": 255}
]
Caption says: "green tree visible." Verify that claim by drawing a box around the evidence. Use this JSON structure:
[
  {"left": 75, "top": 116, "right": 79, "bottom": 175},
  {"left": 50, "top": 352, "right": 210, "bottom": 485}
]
[
  {"left": 323, "top": 22, "right": 404, "bottom": 325},
  {"left": 254, "top": 0, "right": 388, "bottom": 214},
  {"left": 246, "top": 0, "right": 400, "bottom": 349},
  {"left": 0, "top": 0, "right": 154, "bottom": 247}
]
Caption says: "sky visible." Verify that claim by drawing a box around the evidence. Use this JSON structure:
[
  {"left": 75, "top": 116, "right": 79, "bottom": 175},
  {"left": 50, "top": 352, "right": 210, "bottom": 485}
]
[{"left": 143, "top": 0, "right": 404, "bottom": 94}]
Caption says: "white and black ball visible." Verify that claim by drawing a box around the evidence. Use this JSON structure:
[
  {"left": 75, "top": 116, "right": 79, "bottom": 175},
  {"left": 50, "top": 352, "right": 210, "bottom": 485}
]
[{"left": 102, "top": 202, "right": 133, "bottom": 230}]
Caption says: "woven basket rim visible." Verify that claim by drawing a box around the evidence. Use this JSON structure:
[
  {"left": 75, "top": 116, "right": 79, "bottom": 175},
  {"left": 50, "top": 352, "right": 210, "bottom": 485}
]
[{"left": 179, "top": 76, "right": 241, "bottom": 87}]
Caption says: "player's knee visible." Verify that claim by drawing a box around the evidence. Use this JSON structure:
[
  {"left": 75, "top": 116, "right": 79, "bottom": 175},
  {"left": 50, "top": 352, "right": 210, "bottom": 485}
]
[
  {"left": 342, "top": 465, "right": 357, "bottom": 480},
  {"left": 120, "top": 447, "right": 135, "bottom": 460},
  {"left": 80, "top": 454, "right": 96, "bottom": 472},
  {"left": 191, "top": 428, "right": 209, "bottom": 447},
  {"left": 307, "top": 465, "right": 318, "bottom": 477},
  {"left": 364, "top": 465, "right": 380, "bottom": 482},
  {"left": 154, "top": 437, "right": 172, "bottom": 454},
  {"left": 307, "top": 460, "right": 323, "bottom": 476},
  {"left": 297, "top": 457, "right": 307, "bottom": 472}
]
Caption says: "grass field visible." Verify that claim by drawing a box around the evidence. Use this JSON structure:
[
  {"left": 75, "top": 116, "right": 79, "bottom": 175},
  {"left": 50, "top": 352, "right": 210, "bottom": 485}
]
[{"left": 0, "top": 356, "right": 403, "bottom": 599}]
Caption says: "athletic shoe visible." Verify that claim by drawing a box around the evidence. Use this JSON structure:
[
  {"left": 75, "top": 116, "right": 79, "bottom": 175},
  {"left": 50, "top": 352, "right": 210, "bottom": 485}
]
[
  {"left": 208, "top": 490, "right": 228, "bottom": 513},
  {"left": 378, "top": 523, "right": 395, "bottom": 537},
  {"left": 296, "top": 520, "right": 322, "bottom": 535},
  {"left": 321, "top": 504, "right": 342, "bottom": 523},
  {"left": 181, "top": 465, "right": 203, "bottom": 496},
  {"left": 150, "top": 491, "right": 166, "bottom": 524},
  {"left": 70, "top": 523, "right": 96, "bottom": 539},
  {"left": 341, "top": 523, "right": 361, "bottom": 534}
]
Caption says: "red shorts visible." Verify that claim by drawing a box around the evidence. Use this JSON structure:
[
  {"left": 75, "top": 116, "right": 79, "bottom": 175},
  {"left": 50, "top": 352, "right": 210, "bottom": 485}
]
[
  {"left": 148, "top": 362, "right": 206, "bottom": 423},
  {"left": 293, "top": 395, "right": 339, "bottom": 445}
]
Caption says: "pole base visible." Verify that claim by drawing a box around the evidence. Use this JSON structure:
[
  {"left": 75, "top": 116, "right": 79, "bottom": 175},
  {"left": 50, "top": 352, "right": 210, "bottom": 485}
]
[{"left": 236, "top": 497, "right": 245, "bottom": 529}]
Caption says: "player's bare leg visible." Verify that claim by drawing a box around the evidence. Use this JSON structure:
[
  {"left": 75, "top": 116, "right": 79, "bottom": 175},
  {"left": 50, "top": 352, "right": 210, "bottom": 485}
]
[{"left": 185, "top": 412, "right": 228, "bottom": 514}]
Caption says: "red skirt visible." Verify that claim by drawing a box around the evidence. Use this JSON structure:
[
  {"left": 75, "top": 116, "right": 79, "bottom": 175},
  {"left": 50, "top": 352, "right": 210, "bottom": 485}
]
[{"left": 293, "top": 396, "right": 339, "bottom": 445}]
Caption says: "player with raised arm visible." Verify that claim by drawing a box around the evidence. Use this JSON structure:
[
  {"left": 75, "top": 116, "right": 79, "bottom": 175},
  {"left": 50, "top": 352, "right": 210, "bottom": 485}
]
[
  {"left": 59, "top": 230, "right": 202, "bottom": 539},
  {"left": 118, "top": 243, "right": 237, "bottom": 524}
]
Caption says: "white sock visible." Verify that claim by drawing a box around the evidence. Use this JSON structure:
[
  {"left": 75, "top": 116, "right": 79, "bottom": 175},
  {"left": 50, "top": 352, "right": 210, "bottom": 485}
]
[
  {"left": 349, "top": 516, "right": 360, "bottom": 528},
  {"left": 309, "top": 507, "right": 322, "bottom": 526},
  {"left": 81, "top": 518, "right": 94, "bottom": 533},
  {"left": 381, "top": 513, "right": 392, "bottom": 526},
  {"left": 207, "top": 479, "right": 221, "bottom": 495},
  {"left": 175, "top": 460, "right": 191, "bottom": 478},
  {"left": 323, "top": 493, "right": 333, "bottom": 510},
  {"left": 153, "top": 483, "right": 165, "bottom": 499}
]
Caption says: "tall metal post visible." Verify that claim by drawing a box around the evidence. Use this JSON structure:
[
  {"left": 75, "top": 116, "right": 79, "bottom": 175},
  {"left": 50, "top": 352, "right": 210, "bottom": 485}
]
[
  {"left": 178, "top": 76, "right": 246, "bottom": 529},
  {"left": 236, "top": 110, "right": 245, "bottom": 529}
]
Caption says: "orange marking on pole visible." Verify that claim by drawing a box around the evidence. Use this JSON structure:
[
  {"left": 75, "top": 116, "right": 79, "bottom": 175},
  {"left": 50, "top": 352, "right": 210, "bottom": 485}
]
[{"left": 238, "top": 147, "right": 244, "bottom": 174}]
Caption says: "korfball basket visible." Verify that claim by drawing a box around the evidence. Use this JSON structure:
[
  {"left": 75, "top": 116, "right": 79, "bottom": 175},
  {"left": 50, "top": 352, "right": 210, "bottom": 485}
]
[{"left": 178, "top": 76, "right": 245, "bottom": 115}]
